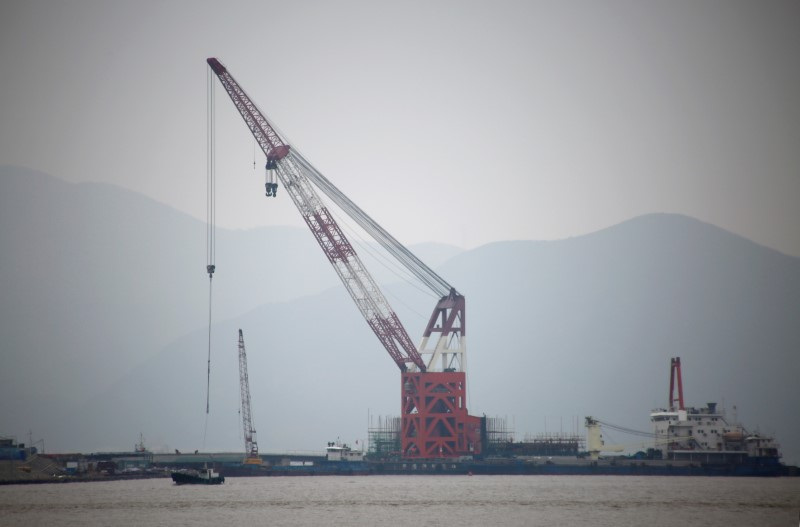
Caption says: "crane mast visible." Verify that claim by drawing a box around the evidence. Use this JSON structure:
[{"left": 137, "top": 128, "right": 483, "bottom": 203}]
[
  {"left": 237, "top": 329, "right": 261, "bottom": 464},
  {"left": 207, "top": 57, "right": 424, "bottom": 373},
  {"left": 208, "top": 58, "right": 481, "bottom": 458},
  {"left": 669, "top": 356, "right": 685, "bottom": 411}
]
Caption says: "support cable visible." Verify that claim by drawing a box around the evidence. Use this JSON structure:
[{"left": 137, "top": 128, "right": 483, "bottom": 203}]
[
  {"left": 325, "top": 207, "right": 434, "bottom": 322},
  {"left": 596, "top": 419, "right": 656, "bottom": 438},
  {"left": 205, "top": 66, "right": 216, "bottom": 417},
  {"left": 292, "top": 149, "right": 452, "bottom": 298},
  {"left": 327, "top": 201, "right": 437, "bottom": 301}
]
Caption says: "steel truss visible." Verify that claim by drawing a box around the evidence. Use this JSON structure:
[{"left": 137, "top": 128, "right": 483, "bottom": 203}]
[
  {"left": 207, "top": 57, "right": 483, "bottom": 458},
  {"left": 401, "top": 371, "right": 482, "bottom": 458}
]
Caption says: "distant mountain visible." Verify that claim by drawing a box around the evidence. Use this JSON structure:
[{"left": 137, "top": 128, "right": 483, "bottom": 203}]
[
  {"left": 2, "top": 166, "right": 798, "bottom": 466},
  {"left": 0, "top": 166, "right": 460, "bottom": 446},
  {"left": 438, "top": 213, "right": 800, "bottom": 464},
  {"left": 76, "top": 216, "right": 800, "bottom": 466}
]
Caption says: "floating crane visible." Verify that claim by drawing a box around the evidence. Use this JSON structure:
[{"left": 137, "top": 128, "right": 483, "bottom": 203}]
[
  {"left": 237, "top": 329, "right": 261, "bottom": 465},
  {"left": 207, "top": 57, "right": 481, "bottom": 458}
]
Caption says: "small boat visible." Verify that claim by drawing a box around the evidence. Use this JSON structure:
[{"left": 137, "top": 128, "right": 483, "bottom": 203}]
[{"left": 171, "top": 467, "right": 225, "bottom": 485}]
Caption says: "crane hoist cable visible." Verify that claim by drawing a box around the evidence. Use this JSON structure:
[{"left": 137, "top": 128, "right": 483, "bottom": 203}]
[
  {"left": 205, "top": 66, "right": 217, "bottom": 418},
  {"left": 199, "top": 70, "right": 449, "bottom": 298}
]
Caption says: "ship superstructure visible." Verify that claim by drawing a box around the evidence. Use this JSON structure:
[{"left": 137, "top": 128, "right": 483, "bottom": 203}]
[
  {"left": 650, "top": 357, "right": 780, "bottom": 464},
  {"left": 326, "top": 441, "right": 364, "bottom": 462},
  {"left": 651, "top": 403, "right": 780, "bottom": 463}
]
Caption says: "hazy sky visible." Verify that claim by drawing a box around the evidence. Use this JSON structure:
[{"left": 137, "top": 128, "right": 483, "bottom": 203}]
[{"left": 1, "top": 0, "right": 798, "bottom": 255}]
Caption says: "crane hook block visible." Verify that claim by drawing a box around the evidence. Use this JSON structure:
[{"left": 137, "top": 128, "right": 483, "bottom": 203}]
[{"left": 207, "top": 264, "right": 216, "bottom": 276}]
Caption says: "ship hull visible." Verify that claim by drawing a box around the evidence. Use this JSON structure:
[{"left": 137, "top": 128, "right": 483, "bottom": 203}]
[
  {"left": 368, "top": 457, "right": 792, "bottom": 477},
  {"left": 171, "top": 471, "right": 225, "bottom": 485}
]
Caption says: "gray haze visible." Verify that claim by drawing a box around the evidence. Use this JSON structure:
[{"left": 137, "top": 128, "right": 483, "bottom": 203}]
[
  {"left": 1, "top": 1, "right": 798, "bottom": 466},
  {"left": 1, "top": 167, "right": 798, "bottom": 465},
  {"left": 1, "top": 1, "right": 799, "bottom": 255}
]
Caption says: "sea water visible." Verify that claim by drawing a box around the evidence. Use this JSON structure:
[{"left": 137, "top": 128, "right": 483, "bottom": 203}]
[{"left": 1, "top": 475, "right": 798, "bottom": 526}]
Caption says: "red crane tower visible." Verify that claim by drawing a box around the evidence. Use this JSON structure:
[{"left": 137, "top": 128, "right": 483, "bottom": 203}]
[
  {"left": 207, "top": 57, "right": 482, "bottom": 458},
  {"left": 669, "top": 356, "right": 685, "bottom": 411},
  {"left": 238, "top": 329, "right": 261, "bottom": 464}
]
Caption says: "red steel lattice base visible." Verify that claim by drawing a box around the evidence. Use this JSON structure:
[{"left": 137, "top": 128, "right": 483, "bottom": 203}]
[{"left": 401, "top": 371, "right": 482, "bottom": 458}]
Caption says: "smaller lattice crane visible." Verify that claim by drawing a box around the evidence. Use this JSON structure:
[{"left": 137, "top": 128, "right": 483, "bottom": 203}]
[{"left": 237, "top": 329, "right": 261, "bottom": 465}]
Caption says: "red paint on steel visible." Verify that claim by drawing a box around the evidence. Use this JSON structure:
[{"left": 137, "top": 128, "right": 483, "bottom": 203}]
[
  {"left": 207, "top": 57, "right": 290, "bottom": 161},
  {"left": 208, "top": 58, "right": 425, "bottom": 371},
  {"left": 423, "top": 288, "right": 465, "bottom": 338},
  {"left": 401, "top": 371, "right": 482, "bottom": 458},
  {"left": 669, "top": 357, "right": 685, "bottom": 411},
  {"left": 206, "top": 57, "right": 226, "bottom": 75}
]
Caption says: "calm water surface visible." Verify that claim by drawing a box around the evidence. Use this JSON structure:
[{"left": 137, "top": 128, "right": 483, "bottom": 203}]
[{"left": 1, "top": 475, "right": 798, "bottom": 526}]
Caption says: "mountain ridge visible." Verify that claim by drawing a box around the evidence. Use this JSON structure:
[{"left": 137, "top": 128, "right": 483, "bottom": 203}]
[{"left": 1, "top": 165, "right": 797, "bottom": 465}]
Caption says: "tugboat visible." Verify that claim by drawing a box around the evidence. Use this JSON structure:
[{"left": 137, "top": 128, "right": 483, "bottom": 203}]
[
  {"left": 326, "top": 440, "right": 364, "bottom": 462},
  {"left": 171, "top": 467, "right": 225, "bottom": 485}
]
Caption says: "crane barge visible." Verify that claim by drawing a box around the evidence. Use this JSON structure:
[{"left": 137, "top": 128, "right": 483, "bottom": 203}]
[{"left": 206, "top": 57, "right": 481, "bottom": 459}]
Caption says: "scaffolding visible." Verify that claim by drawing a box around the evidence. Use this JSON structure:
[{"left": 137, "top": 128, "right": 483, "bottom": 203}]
[
  {"left": 484, "top": 416, "right": 514, "bottom": 445},
  {"left": 368, "top": 414, "right": 584, "bottom": 459},
  {"left": 486, "top": 433, "right": 584, "bottom": 457},
  {"left": 367, "top": 416, "right": 401, "bottom": 458},
  {"left": 518, "top": 432, "right": 584, "bottom": 456},
  {"left": 483, "top": 415, "right": 584, "bottom": 457}
]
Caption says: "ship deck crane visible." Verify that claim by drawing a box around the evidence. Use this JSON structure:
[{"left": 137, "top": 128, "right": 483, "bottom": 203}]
[
  {"left": 669, "top": 357, "right": 685, "bottom": 411},
  {"left": 237, "top": 329, "right": 261, "bottom": 465},
  {"left": 207, "top": 57, "right": 481, "bottom": 458}
]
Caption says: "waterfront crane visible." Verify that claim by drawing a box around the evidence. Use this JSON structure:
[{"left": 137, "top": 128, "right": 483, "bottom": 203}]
[
  {"left": 207, "top": 57, "right": 481, "bottom": 458},
  {"left": 237, "top": 329, "right": 261, "bottom": 465}
]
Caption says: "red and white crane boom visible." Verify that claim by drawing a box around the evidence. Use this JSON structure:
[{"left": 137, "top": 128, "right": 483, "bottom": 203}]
[
  {"left": 207, "top": 57, "right": 425, "bottom": 372},
  {"left": 207, "top": 58, "right": 480, "bottom": 457}
]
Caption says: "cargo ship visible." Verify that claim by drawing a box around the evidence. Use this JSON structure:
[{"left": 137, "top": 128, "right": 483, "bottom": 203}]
[
  {"left": 649, "top": 403, "right": 781, "bottom": 466},
  {"left": 365, "top": 357, "right": 792, "bottom": 476},
  {"left": 366, "top": 417, "right": 787, "bottom": 477},
  {"left": 640, "top": 356, "right": 782, "bottom": 473},
  {"left": 79, "top": 360, "right": 793, "bottom": 479}
]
